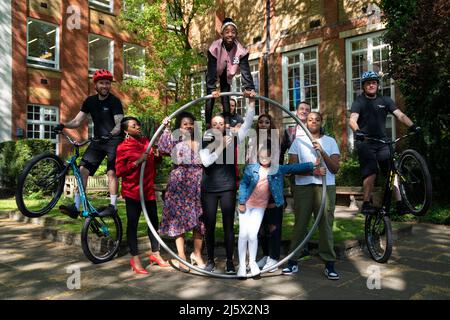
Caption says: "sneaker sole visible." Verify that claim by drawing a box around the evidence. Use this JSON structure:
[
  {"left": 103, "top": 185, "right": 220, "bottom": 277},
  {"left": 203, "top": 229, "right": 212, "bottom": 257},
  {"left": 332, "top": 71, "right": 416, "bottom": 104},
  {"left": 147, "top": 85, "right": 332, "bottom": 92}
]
[{"left": 324, "top": 270, "right": 340, "bottom": 280}]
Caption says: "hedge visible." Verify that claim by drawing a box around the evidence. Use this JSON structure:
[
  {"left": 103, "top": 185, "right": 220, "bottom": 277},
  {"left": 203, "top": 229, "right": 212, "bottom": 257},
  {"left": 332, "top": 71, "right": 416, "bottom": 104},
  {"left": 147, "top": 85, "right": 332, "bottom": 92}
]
[{"left": 0, "top": 139, "right": 54, "bottom": 190}]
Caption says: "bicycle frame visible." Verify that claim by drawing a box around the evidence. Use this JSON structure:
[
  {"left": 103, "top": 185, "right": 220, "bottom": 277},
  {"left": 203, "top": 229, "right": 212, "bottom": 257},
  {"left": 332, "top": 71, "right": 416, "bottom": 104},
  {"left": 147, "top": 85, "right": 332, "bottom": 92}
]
[
  {"left": 366, "top": 133, "right": 415, "bottom": 217},
  {"left": 60, "top": 133, "right": 98, "bottom": 218}
]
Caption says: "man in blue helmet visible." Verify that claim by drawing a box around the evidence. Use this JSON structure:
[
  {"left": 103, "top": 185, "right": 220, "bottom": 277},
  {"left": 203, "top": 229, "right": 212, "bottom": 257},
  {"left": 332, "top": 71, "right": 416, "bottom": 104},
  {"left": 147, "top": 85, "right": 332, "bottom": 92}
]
[{"left": 349, "top": 71, "right": 420, "bottom": 215}]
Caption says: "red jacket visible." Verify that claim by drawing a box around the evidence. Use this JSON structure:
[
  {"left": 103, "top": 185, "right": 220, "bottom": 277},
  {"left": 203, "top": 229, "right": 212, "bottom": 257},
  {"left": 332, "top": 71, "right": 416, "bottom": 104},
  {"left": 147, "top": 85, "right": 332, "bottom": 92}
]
[{"left": 115, "top": 136, "right": 157, "bottom": 201}]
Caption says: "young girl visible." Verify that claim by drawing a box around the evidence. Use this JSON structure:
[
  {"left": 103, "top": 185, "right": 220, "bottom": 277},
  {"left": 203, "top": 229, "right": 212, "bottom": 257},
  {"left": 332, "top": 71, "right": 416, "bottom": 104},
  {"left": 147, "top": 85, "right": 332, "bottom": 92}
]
[
  {"left": 158, "top": 112, "right": 205, "bottom": 273},
  {"left": 205, "top": 17, "right": 256, "bottom": 126},
  {"left": 237, "top": 146, "right": 325, "bottom": 278},
  {"left": 115, "top": 117, "right": 169, "bottom": 275}
]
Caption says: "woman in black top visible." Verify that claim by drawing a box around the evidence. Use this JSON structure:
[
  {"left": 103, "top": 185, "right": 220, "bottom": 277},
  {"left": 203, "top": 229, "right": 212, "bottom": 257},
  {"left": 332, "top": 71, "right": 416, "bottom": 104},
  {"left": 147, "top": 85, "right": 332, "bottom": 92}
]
[{"left": 199, "top": 99, "right": 255, "bottom": 273}]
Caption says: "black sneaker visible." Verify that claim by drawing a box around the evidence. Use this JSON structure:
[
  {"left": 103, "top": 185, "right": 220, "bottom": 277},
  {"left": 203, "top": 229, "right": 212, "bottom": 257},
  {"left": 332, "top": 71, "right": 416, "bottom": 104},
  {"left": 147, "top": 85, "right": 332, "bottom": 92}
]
[
  {"left": 361, "top": 201, "right": 377, "bottom": 216},
  {"left": 396, "top": 201, "right": 410, "bottom": 215},
  {"left": 98, "top": 204, "right": 117, "bottom": 217},
  {"left": 324, "top": 261, "right": 340, "bottom": 280},
  {"left": 204, "top": 260, "right": 215, "bottom": 273},
  {"left": 225, "top": 260, "right": 236, "bottom": 274},
  {"left": 59, "top": 204, "right": 79, "bottom": 219},
  {"left": 282, "top": 260, "right": 299, "bottom": 275}
]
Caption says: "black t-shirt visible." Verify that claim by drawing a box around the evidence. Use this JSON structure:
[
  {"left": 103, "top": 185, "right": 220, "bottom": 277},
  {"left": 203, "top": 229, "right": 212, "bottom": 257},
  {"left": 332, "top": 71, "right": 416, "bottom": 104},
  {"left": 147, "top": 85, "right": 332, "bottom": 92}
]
[
  {"left": 201, "top": 140, "right": 236, "bottom": 193},
  {"left": 81, "top": 94, "right": 124, "bottom": 137},
  {"left": 229, "top": 113, "right": 244, "bottom": 128},
  {"left": 351, "top": 94, "right": 397, "bottom": 138}
]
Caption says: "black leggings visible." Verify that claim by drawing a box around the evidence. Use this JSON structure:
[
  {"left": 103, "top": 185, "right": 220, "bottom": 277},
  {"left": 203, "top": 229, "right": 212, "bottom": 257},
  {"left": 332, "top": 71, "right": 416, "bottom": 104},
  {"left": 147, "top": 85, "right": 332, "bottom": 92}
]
[
  {"left": 201, "top": 190, "right": 236, "bottom": 261},
  {"left": 259, "top": 205, "right": 283, "bottom": 260},
  {"left": 205, "top": 82, "right": 231, "bottom": 125},
  {"left": 125, "top": 198, "right": 160, "bottom": 256}
]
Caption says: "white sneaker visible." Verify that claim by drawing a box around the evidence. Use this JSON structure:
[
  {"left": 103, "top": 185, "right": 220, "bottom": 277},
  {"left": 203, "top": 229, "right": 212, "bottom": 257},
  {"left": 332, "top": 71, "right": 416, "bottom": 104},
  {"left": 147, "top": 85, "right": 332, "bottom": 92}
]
[
  {"left": 237, "top": 265, "right": 247, "bottom": 278},
  {"left": 249, "top": 261, "right": 261, "bottom": 277},
  {"left": 256, "top": 256, "right": 268, "bottom": 269},
  {"left": 262, "top": 257, "right": 279, "bottom": 273}
]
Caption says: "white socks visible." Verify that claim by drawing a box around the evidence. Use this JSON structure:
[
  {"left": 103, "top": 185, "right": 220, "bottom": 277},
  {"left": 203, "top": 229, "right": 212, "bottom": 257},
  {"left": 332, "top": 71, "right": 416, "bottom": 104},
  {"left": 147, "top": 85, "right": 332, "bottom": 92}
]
[{"left": 110, "top": 194, "right": 118, "bottom": 208}]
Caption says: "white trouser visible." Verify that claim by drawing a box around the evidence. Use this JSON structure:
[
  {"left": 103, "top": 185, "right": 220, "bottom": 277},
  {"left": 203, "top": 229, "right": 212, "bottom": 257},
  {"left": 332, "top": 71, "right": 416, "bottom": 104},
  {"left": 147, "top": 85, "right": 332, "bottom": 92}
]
[{"left": 238, "top": 207, "right": 265, "bottom": 269}]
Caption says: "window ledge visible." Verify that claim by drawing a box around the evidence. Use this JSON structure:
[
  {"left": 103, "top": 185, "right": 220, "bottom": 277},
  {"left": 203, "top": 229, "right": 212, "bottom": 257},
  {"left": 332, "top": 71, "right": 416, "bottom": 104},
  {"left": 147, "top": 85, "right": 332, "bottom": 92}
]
[
  {"left": 89, "top": 6, "right": 116, "bottom": 17},
  {"left": 27, "top": 64, "right": 61, "bottom": 73}
]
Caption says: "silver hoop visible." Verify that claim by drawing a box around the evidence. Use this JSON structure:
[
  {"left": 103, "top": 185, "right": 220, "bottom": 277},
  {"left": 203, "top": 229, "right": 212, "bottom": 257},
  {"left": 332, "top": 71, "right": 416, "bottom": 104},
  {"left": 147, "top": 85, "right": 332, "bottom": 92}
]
[{"left": 139, "top": 92, "right": 327, "bottom": 279}]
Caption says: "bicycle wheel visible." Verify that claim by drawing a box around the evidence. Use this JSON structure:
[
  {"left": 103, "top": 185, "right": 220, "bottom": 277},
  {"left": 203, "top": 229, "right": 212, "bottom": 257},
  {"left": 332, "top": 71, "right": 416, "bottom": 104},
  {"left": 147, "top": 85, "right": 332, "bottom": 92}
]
[
  {"left": 365, "top": 214, "right": 393, "bottom": 263},
  {"left": 15, "top": 153, "right": 65, "bottom": 218},
  {"left": 81, "top": 214, "right": 122, "bottom": 264},
  {"left": 398, "top": 149, "right": 432, "bottom": 216}
]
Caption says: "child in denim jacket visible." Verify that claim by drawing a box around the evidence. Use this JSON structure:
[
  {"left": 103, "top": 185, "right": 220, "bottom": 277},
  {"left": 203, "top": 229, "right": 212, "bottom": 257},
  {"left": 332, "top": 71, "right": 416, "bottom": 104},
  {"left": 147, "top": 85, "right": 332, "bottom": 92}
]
[{"left": 237, "top": 146, "right": 325, "bottom": 278}]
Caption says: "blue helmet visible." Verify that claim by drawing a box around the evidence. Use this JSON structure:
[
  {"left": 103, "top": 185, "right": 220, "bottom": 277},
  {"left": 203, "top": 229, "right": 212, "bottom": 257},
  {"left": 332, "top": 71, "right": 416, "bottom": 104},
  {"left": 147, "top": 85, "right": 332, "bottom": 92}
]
[{"left": 361, "top": 71, "right": 380, "bottom": 84}]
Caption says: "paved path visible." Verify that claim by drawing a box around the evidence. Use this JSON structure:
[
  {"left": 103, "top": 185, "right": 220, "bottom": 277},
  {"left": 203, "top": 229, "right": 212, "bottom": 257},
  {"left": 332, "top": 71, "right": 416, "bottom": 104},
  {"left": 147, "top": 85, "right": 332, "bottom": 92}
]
[{"left": 0, "top": 214, "right": 449, "bottom": 301}]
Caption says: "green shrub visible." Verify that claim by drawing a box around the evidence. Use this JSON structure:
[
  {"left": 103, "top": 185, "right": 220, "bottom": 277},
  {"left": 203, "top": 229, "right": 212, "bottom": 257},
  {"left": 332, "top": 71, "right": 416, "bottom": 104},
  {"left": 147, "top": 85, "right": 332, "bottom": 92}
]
[
  {"left": 336, "top": 152, "right": 361, "bottom": 186},
  {"left": 0, "top": 139, "right": 54, "bottom": 190}
]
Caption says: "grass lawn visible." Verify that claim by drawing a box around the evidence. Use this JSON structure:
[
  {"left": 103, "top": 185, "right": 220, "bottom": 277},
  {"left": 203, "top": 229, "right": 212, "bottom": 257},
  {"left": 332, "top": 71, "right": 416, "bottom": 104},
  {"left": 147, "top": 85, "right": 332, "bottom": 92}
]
[{"left": 0, "top": 196, "right": 412, "bottom": 245}]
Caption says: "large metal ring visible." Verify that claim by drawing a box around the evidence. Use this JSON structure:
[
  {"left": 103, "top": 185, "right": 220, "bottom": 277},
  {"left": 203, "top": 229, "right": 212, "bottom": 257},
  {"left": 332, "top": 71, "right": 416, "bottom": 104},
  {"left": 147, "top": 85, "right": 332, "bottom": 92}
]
[{"left": 139, "top": 92, "right": 327, "bottom": 279}]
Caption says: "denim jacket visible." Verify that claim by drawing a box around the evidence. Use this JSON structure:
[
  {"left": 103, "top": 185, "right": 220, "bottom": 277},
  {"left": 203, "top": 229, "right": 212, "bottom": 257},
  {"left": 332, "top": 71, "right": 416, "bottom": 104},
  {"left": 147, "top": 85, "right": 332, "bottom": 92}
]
[{"left": 239, "top": 162, "right": 314, "bottom": 207}]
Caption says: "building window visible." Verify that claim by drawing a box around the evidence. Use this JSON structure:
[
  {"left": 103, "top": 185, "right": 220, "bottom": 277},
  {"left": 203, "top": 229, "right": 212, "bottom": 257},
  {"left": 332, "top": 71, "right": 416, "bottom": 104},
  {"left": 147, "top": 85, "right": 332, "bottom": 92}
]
[
  {"left": 282, "top": 47, "right": 319, "bottom": 113},
  {"left": 346, "top": 31, "right": 396, "bottom": 141},
  {"left": 123, "top": 43, "right": 145, "bottom": 79},
  {"left": 88, "top": 34, "right": 114, "bottom": 76},
  {"left": 232, "top": 60, "right": 260, "bottom": 116},
  {"left": 27, "top": 19, "right": 59, "bottom": 70},
  {"left": 89, "top": 0, "right": 113, "bottom": 12},
  {"left": 26, "top": 105, "right": 59, "bottom": 151},
  {"left": 190, "top": 71, "right": 207, "bottom": 100}
]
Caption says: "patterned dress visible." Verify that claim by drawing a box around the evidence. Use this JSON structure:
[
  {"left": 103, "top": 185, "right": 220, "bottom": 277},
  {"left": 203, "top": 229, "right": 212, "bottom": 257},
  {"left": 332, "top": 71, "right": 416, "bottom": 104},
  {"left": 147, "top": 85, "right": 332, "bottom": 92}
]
[{"left": 157, "top": 130, "right": 205, "bottom": 237}]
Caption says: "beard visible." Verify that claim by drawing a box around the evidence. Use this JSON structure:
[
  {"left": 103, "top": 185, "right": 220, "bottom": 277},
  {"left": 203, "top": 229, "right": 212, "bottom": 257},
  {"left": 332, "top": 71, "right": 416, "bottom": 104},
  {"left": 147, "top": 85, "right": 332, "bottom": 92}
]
[{"left": 96, "top": 87, "right": 110, "bottom": 98}]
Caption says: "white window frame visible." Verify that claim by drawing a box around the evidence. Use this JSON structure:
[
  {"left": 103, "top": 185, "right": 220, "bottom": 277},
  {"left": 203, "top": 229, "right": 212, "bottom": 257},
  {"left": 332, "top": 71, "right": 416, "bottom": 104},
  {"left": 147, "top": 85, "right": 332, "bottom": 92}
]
[
  {"left": 123, "top": 43, "right": 145, "bottom": 79},
  {"left": 88, "top": 34, "right": 114, "bottom": 76},
  {"left": 282, "top": 46, "right": 320, "bottom": 120},
  {"left": 345, "top": 31, "right": 396, "bottom": 145},
  {"left": 26, "top": 18, "right": 60, "bottom": 70},
  {"left": 190, "top": 70, "right": 207, "bottom": 99},
  {"left": 26, "top": 104, "right": 59, "bottom": 153},
  {"left": 89, "top": 0, "right": 113, "bottom": 13},
  {"left": 232, "top": 59, "right": 260, "bottom": 116}
]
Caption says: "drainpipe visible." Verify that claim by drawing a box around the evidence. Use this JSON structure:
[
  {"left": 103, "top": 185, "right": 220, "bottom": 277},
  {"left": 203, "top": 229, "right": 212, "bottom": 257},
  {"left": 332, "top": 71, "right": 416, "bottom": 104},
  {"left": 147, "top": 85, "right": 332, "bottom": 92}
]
[{"left": 263, "top": 0, "right": 270, "bottom": 113}]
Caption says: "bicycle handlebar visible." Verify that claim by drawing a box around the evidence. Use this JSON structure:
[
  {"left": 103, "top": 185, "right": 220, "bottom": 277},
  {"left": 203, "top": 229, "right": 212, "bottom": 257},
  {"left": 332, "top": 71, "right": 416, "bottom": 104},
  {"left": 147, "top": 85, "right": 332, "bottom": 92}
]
[{"left": 54, "top": 130, "right": 109, "bottom": 147}]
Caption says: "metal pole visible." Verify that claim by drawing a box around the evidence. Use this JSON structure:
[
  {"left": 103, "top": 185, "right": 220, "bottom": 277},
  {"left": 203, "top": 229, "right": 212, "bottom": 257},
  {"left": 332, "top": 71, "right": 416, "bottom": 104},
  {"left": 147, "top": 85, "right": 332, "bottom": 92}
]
[{"left": 263, "top": 0, "right": 270, "bottom": 113}]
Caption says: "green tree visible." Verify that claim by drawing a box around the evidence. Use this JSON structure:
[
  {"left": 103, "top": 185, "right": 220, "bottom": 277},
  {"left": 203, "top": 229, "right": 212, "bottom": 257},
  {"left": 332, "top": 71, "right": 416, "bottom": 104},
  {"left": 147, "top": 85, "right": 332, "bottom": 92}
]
[
  {"left": 380, "top": 0, "right": 450, "bottom": 201},
  {"left": 120, "top": 0, "right": 215, "bottom": 121}
]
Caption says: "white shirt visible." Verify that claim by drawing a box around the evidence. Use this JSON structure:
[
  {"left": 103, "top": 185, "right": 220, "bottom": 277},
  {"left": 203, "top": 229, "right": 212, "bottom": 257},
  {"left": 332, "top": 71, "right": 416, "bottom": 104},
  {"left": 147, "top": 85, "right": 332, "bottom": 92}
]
[{"left": 288, "top": 135, "right": 340, "bottom": 186}]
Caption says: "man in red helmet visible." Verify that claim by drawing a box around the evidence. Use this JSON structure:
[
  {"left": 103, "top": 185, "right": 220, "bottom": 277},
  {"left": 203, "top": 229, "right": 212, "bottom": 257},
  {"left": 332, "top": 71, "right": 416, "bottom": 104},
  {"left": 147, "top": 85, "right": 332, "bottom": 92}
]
[{"left": 54, "top": 69, "right": 124, "bottom": 218}]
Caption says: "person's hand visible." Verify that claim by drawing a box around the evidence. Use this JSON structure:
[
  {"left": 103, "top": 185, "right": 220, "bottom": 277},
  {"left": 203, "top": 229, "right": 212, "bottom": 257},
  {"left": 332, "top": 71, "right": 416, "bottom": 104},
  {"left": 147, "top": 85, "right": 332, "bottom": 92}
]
[
  {"left": 313, "top": 165, "right": 326, "bottom": 176},
  {"left": 354, "top": 129, "right": 366, "bottom": 141},
  {"left": 243, "top": 89, "right": 256, "bottom": 98},
  {"left": 211, "top": 90, "right": 220, "bottom": 98},
  {"left": 312, "top": 140, "right": 324, "bottom": 154},
  {"left": 238, "top": 204, "right": 246, "bottom": 213},
  {"left": 408, "top": 124, "right": 421, "bottom": 134},
  {"left": 223, "top": 135, "right": 232, "bottom": 148},
  {"left": 52, "top": 123, "right": 65, "bottom": 133},
  {"left": 162, "top": 117, "right": 171, "bottom": 127}
]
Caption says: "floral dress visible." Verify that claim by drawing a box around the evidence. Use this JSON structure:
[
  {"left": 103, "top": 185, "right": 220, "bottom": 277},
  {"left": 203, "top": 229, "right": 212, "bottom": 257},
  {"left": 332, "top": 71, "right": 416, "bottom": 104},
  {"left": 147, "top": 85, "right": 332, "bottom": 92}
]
[{"left": 157, "top": 129, "right": 205, "bottom": 237}]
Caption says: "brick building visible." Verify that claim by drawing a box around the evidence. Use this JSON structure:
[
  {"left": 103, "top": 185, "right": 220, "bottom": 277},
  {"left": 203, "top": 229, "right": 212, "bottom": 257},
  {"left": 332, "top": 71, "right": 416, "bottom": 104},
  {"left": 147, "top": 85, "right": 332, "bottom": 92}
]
[
  {"left": 189, "top": 0, "right": 401, "bottom": 154},
  {"left": 0, "top": 0, "right": 146, "bottom": 155}
]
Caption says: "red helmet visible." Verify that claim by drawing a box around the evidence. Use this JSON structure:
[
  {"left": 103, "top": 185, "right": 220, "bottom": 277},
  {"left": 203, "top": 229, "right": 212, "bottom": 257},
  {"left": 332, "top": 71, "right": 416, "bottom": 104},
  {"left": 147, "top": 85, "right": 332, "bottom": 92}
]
[{"left": 93, "top": 69, "right": 113, "bottom": 83}]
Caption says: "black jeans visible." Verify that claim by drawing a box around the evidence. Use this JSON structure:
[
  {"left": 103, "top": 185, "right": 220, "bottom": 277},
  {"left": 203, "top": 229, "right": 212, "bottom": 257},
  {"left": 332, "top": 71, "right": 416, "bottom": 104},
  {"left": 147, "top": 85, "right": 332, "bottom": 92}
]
[
  {"left": 125, "top": 198, "right": 159, "bottom": 256},
  {"left": 201, "top": 190, "right": 236, "bottom": 261},
  {"left": 259, "top": 205, "right": 283, "bottom": 260}
]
